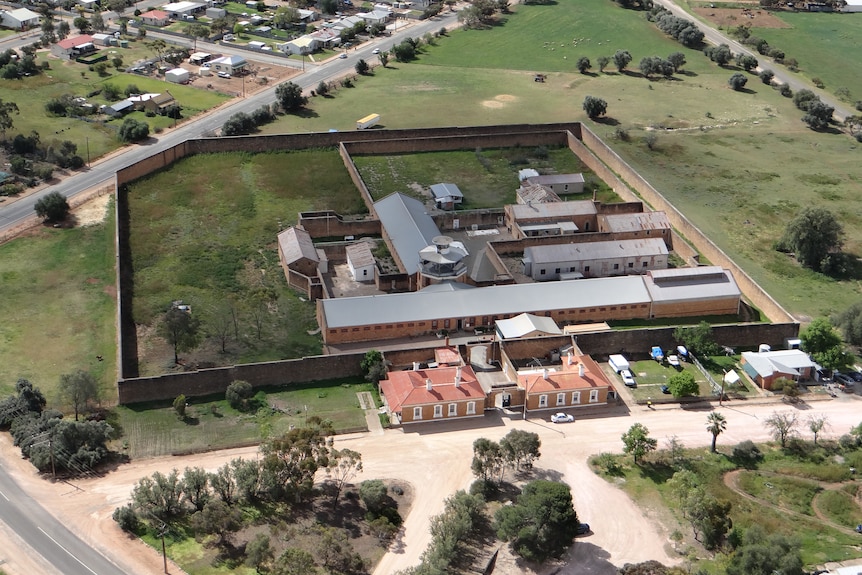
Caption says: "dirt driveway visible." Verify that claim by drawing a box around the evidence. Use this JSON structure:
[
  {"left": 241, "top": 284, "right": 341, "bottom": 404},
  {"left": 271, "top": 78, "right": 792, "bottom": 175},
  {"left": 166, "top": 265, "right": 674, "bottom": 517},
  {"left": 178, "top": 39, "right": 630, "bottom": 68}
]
[{"left": 1, "top": 398, "right": 860, "bottom": 575}]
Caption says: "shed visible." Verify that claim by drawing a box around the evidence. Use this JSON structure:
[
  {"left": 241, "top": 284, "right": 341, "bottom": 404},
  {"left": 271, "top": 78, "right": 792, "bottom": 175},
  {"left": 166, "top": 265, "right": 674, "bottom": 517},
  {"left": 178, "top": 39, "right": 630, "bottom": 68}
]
[
  {"left": 430, "top": 183, "right": 464, "bottom": 210},
  {"left": 248, "top": 40, "right": 267, "bottom": 50},
  {"left": 346, "top": 241, "right": 375, "bottom": 281},
  {"left": 106, "top": 99, "right": 133, "bottom": 117},
  {"left": 277, "top": 226, "right": 320, "bottom": 277},
  {"left": 205, "top": 6, "right": 226, "bottom": 18},
  {"left": 165, "top": 68, "right": 189, "bottom": 83},
  {"left": 495, "top": 313, "right": 562, "bottom": 340},
  {"left": 1, "top": 8, "right": 41, "bottom": 29},
  {"left": 92, "top": 33, "right": 112, "bottom": 46}
]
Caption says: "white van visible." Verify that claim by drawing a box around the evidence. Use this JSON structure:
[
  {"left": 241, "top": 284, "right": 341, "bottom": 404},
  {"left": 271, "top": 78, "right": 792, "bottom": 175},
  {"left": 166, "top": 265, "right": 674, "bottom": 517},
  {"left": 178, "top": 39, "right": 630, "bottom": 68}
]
[{"left": 608, "top": 354, "right": 630, "bottom": 373}]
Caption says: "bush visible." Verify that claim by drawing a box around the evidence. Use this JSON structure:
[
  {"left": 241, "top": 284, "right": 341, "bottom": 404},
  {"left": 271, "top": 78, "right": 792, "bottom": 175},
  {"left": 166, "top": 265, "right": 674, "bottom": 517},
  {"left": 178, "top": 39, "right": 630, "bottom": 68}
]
[
  {"left": 779, "top": 84, "right": 792, "bottom": 98},
  {"left": 759, "top": 69, "right": 774, "bottom": 85},
  {"left": 112, "top": 504, "right": 139, "bottom": 531},
  {"left": 118, "top": 118, "right": 149, "bottom": 142},
  {"left": 728, "top": 73, "right": 748, "bottom": 91},
  {"left": 34, "top": 191, "right": 69, "bottom": 222},
  {"left": 226, "top": 380, "right": 253, "bottom": 410},
  {"left": 732, "top": 440, "right": 763, "bottom": 467},
  {"left": 469, "top": 478, "right": 496, "bottom": 500}
]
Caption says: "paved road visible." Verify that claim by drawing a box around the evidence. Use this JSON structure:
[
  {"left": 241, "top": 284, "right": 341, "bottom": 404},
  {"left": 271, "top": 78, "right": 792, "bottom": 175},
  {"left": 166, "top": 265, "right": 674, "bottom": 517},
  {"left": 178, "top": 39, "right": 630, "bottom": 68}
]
[
  {"left": 0, "top": 465, "right": 125, "bottom": 575},
  {"left": 0, "top": 9, "right": 460, "bottom": 237}
]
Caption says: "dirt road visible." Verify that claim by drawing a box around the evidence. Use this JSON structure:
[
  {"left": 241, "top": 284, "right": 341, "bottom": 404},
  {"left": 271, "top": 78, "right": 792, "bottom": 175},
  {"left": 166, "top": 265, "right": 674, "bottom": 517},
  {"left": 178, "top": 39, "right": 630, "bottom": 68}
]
[{"left": 0, "top": 398, "right": 859, "bottom": 575}]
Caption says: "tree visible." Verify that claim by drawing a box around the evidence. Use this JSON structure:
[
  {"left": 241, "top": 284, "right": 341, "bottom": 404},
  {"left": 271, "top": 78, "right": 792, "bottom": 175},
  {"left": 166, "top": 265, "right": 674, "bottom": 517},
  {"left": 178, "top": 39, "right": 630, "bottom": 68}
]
[
  {"left": 494, "top": 480, "right": 579, "bottom": 562},
  {"left": 793, "top": 88, "right": 819, "bottom": 111},
  {"left": 726, "top": 524, "right": 803, "bottom": 575},
  {"left": 273, "top": 5, "right": 299, "bottom": 28},
  {"left": 192, "top": 499, "right": 243, "bottom": 546},
  {"left": 173, "top": 394, "right": 187, "bottom": 418},
  {"left": 41, "top": 16, "right": 57, "bottom": 47},
  {"left": 800, "top": 317, "right": 851, "bottom": 371},
  {"left": 802, "top": 100, "right": 834, "bottom": 130},
  {"left": 355, "top": 58, "right": 369, "bottom": 75},
  {"left": 326, "top": 448, "right": 362, "bottom": 508},
  {"left": 576, "top": 56, "right": 591, "bottom": 74},
  {"left": 315, "top": 526, "right": 363, "bottom": 574},
  {"left": 835, "top": 302, "right": 862, "bottom": 346},
  {"left": 471, "top": 437, "right": 504, "bottom": 482},
  {"left": 667, "top": 51, "right": 686, "bottom": 72},
  {"left": 226, "top": 380, "right": 254, "bottom": 410},
  {"left": 807, "top": 413, "right": 829, "bottom": 445},
  {"left": 146, "top": 39, "right": 167, "bottom": 62},
  {"left": 34, "top": 191, "right": 70, "bottom": 223},
  {"left": 667, "top": 371, "right": 699, "bottom": 398},
  {"left": 361, "top": 350, "right": 387, "bottom": 382},
  {"left": 737, "top": 54, "right": 758, "bottom": 71},
  {"left": 273, "top": 547, "right": 316, "bottom": 575},
  {"left": 118, "top": 118, "right": 150, "bottom": 142},
  {"left": 90, "top": 9, "right": 106, "bottom": 32},
  {"left": 597, "top": 55, "right": 610, "bottom": 72},
  {"left": 759, "top": 69, "right": 775, "bottom": 85},
  {"left": 132, "top": 469, "right": 183, "bottom": 519},
  {"left": 209, "top": 462, "right": 237, "bottom": 505},
  {"left": 613, "top": 49, "right": 632, "bottom": 72},
  {"left": 359, "top": 479, "right": 388, "bottom": 514},
  {"left": 73, "top": 15, "right": 91, "bottom": 34},
  {"left": 622, "top": 423, "right": 657, "bottom": 465},
  {"left": 499, "top": 429, "right": 541, "bottom": 471},
  {"left": 186, "top": 23, "right": 209, "bottom": 51},
  {"left": 160, "top": 307, "right": 201, "bottom": 365},
  {"left": 704, "top": 43, "right": 732, "bottom": 66},
  {"left": 182, "top": 466, "right": 210, "bottom": 511},
  {"left": 779, "top": 207, "right": 843, "bottom": 273},
  {"left": 0, "top": 99, "right": 18, "bottom": 140},
  {"left": 674, "top": 321, "right": 720, "bottom": 356},
  {"left": 57, "top": 20, "right": 70, "bottom": 39},
  {"left": 582, "top": 95, "right": 607, "bottom": 119},
  {"left": 261, "top": 421, "right": 333, "bottom": 502},
  {"left": 728, "top": 73, "right": 748, "bottom": 91},
  {"left": 275, "top": 81, "right": 307, "bottom": 113},
  {"left": 378, "top": 51, "right": 389, "bottom": 67},
  {"left": 392, "top": 40, "right": 416, "bottom": 62},
  {"left": 245, "top": 533, "right": 274, "bottom": 573},
  {"left": 776, "top": 377, "right": 801, "bottom": 403},
  {"left": 706, "top": 412, "right": 727, "bottom": 453},
  {"left": 684, "top": 487, "right": 732, "bottom": 549},
  {"left": 764, "top": 411, "right": 797, "bottom": 448},
  {"left": 59, "top": 370, "right": 100, "bottom": 421}
]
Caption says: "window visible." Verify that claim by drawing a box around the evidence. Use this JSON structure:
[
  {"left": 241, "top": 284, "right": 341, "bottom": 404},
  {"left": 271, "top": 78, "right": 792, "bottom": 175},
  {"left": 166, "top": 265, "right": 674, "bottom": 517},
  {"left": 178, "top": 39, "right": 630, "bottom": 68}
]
[
  {"left": 540, "top": 268, "right": 546, "bottom": 275},
  {"left": 584, "top": 266, "right": 590, "bottom": 273},
  {"left": 362, "top": 269, "right": 368, "bottom": 276},
  {"left": 628, "top": 262, "right": 634, "bottom": 268},
  {"left": 434, "top": 405, "right": 443, "bottom": 418},
  {"left": 467, "top": 402, "right": 476, "bottom": 415},
  {"left": 448, "top": 403, "right": 457, "bottom": 416},
  {"left": 555, "top": 268, "right": 561, "bottom": 274},
  {"left": 589, "top": 389, "right": 599, "bottom": 403},
  {"left": 444, "top": 319, "right": 450, "bottom": 328},
  {"left": 413, "top": 407, "right": 422, "bottom": 420},
  {"left": 571, "top": 391, "right": 581, "bottom": 404},
  {"left": 614, "top": 263, "right": 619, "bottom": 270},
  {"left": 432, "top": 320, "right": 438, "bottom": 329},
  {"left": 556, "top": 393, "right": 565, "bottom": 406},
  {"left": 539, "top": 395, "right": 548, "bottom": 408},
  {"left": 643, "top": 262, "right": 648, "bottom": 268},
  {"left": 585, "top": 222, "right": 590, "bottom": 231},
  {"left": 564, "top": 184, "right": 569, "bottom": 191}
]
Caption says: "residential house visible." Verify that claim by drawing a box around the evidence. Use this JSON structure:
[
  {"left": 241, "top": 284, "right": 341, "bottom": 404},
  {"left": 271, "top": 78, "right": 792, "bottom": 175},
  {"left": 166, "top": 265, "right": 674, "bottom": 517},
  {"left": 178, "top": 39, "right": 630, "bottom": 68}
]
[
  {"left": 210, "top": 54, "right": 248, "bottom": 74},
  {"left": 358, "top": 9, "right": 391, "bottom": 25},
  {"left": 309, "top": 28, "right": 341, "bottom": 49},
  {"left": 740, "top": 349, "right": 815, "bottom": 390},
  {"left": 131, "top": 91, "right": 177, "bottom": 111},
  {"left": 496, "top": 313, "right": 562, "bottom": 340},
  {"left": 524, "top": 173, "right": 585, "bottom": 195},
  {"left": 430, "top": 183, "right": 464, "bottom": 210},
  {"left": 162, "top": 1, "right": 206, "bottom": 18},
  {"left": 139, "top": 9, "right": 171, "bottom": 25},
  {"left": 346, "top": 241, "right": 375, "bottom": 281},
  {"left": 504, "top": 200, "right": 597, "bottom": 239},
  {"left": 522, "top": 237, "right": 668, "bottom": 281},
  {"left": 518, "top": 354, "right": 613, "bottom": 412},
  {"left": 643, "top": 266, "right": 741, "bottom": 318},
  {"left": 51, "top": 35, "right": 95, "bottom": 59},
  {"left": 598, "top": 211, "right": 672, "bottom": 248},
  {"left": 280, "top": 36, "right": 317, "bottom": 55},
  {"left": 1, "top": 8, "right": 41, "bottom": 30},
  {"left": 379, "top": 364, "right": 486, "bottom": 425},
  {"left": 297, "top": 8, "right": 318, "bottom": 22}
]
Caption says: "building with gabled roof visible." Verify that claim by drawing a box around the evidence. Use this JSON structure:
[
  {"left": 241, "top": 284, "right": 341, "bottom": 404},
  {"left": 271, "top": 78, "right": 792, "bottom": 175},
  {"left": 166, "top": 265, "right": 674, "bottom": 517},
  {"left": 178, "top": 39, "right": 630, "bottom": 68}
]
[
  {"left": 379, "top": 363, "right": 486, "bottom": 424},
  {"left": 519, "top": 354, "right": 613, "bottom": 412},
  {"left": 346, "top": 241, "right": 375, "bottom": 281},
  {"left": 598, "top": 211, "right": 672, "bottom": 248},
  {"left": 278, "top": 226, "right": 320, "bottom": 277},
  {"left": 430, "top": 183, "right": 463, "bottom": 210},
  {"left": 516, "top": 183, "right": 561, "bottom": 205},
  {"left": 52, "top": 35, "right": 95, "bottom": 58},
  {"left": 496, "top": 313, "right": 562, "bottom": 339},
  {"left": 740, "top": 349, "right": 815, "bottom": 390},
  {"left": 524, "top": 173, "right": 585, "bottom": 195},
  {"left": 505, "top": 200, "right": 597, "bottom": 238},
  {"left": 523, "top": 237, "right": 668, "bottom": 281},
  {"left": 1, "top": 8, "right": 41, "bottom": 30},
  {"left": 644, "top": 266, "right": 740, "bottom": 318},
  {"left": 140, "top": 9, "right": 170, "bottom": 26},
  {"left": 374, "top": 192, "right": 441, "bottom": 276}
]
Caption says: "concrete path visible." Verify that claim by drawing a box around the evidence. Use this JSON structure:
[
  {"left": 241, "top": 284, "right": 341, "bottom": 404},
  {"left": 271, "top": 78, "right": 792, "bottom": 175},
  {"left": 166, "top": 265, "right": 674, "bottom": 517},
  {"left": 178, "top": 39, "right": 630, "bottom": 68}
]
[{"left": 357, "top": 391, "right": 385, "bottom": 436}]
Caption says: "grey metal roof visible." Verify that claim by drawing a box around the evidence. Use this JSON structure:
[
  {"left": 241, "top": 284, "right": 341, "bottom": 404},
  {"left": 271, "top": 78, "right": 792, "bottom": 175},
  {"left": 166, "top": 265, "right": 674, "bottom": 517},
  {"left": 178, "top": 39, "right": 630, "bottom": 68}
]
[
  {"left": 430, "top": 183, "right": 463, "bottom": 200},
  {"left": 509, "top": 200, "right": 597, "bottom": 221},
  {"left": 320, "top": 276, "right": 651, "bottom": 328},
  {"left": 496, "top": 313, "right": 563, "bottom": 339},
  {"left": 516, "top": 184, "right": 561, "bottom": 205},
  {"left": 601, "top": 212, "right": 671, "bottom": 233},
  {"left": 525, "top": 238, "right": 667, "bottom": 265},
  {"left": 644, "top": 266, "right": 740, "bottom": 302},
  {"left": 277, "top": 226, "right": 318, "bottom": 265},
  {"left": 374, "top": 193, "right": 440, "bottom": 274},
  {"left": 526, "top": 173, "right": 585, "bottom": 186}
]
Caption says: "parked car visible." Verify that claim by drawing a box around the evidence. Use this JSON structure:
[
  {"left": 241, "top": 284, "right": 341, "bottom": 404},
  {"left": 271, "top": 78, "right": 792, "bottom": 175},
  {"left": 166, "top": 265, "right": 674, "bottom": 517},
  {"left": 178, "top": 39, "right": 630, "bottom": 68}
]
[
  {"left": 217, "top": 71, "right": 230, "bottom": 78},
  {"left": 834, "top": 373, "right": 855, "bottom": 386},
  {"left": 223, "top": 33, "right": 236, "bottom": 41},
  {"left": 847, "top": 371, "right": 862, "bottom": 383},
  {"left": 339, "top": 52, "right": 348, "bottom": 59},
  {"left": 661, "top": 384, "right": 671, "bottom": 394},
  {"left": 577, "top": 523, "right": 591, "bottom": 535},
  {"left": 372, "top": 48, "right": 380, "bottom": 54},
  {"left": 550, "top": 412, "right": 574, "bottom": 423},
  {"left": 667, "top": 355, "right": 680, "bottom": 367},
  {"left": 620, "top": 369, "right": 636, "bottom": 387}
]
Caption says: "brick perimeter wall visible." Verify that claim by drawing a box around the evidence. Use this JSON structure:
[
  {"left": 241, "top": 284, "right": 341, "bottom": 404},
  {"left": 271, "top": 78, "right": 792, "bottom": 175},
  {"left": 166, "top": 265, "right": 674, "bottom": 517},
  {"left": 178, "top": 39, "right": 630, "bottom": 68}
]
[
  {"left": 118, "top": 352, "right": 365, "bottom": 404},
  {"left": 297, "top": 211, "right": 382, "bottom": 238}
]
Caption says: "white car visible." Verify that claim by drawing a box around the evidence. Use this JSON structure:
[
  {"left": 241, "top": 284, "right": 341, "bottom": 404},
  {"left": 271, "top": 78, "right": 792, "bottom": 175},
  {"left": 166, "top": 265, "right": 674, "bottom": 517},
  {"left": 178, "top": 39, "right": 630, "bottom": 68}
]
[
  {"left": 372, "top": 48, "right": 380, "bottom": 54},
  {"left": 339, "top": 52, "right": 348, "bottom": 59},
  {"left": 620, "top": 369, "right": 636, "bottom": 387},
  {"left": 668, "top": 355, "right": 681, "bottom": 367},
  {"left": 217, "top": 71, "right": 230, "bottom": 79},
  {"left": 551, "top": 412, "right": 574, "bottom": 424}
]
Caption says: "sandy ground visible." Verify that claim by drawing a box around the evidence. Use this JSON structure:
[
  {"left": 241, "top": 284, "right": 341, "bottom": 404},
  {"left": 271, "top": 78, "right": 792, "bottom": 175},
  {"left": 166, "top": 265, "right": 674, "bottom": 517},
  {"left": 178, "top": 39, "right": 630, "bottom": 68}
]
[
  {"left": 693, "top": 6, "right": 791, "bottom": 29},
  {"left": 1, "top": 397, "right": 860, "bottom": 575}
]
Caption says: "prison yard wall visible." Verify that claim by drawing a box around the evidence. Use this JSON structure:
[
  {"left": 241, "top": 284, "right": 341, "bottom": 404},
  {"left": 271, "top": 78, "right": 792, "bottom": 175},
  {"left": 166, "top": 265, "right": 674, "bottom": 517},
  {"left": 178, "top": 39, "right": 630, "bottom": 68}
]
[
  {"left": 117, "top": 352, "right": 366, "bottom": 404},
  {"left": 297, "top": 211, "right": 382, "bottom": 238},
  {"left": 433, "top": 208, "right": 506, "bottom": 232}
]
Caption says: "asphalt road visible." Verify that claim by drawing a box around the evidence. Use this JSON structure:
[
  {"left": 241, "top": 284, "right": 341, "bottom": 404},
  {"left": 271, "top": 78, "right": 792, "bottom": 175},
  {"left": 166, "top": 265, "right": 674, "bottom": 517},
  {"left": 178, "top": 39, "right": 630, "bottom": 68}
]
[
  {"left": 0, "top": 465, "right": 125, "bottom": 575},
  {"left": 0, "top": 9, "right": 460, "bottom": 236}
]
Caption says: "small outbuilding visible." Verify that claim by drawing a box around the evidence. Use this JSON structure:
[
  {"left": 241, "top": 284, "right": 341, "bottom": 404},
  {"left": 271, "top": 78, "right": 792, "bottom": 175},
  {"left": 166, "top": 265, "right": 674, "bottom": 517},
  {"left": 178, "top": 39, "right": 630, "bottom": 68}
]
[
  {"left": 346, "top": 241, "right": 376, "bottom": 281},
  {"left": 430, "top": 183, "right": 464, "bottom": 210},
  {"left": 206, "top": 6, "right": 226, "bottom": 18},
  {"left": 165, "top": 68, "right": 189, "bottom": 84},
  {"left": 0, "top": 8, "right": 41, "bottom": 30}
]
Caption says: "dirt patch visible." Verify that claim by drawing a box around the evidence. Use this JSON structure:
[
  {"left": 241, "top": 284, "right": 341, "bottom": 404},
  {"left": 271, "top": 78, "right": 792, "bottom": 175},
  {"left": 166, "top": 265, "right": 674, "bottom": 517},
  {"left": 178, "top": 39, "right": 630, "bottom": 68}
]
[
  {"left": 693, "top": 7, "right": 791, "bottom": 29},
  {"left": 72, "top": 193, "right": 111, "bottom": 227},
  {"left": 187, "top": 59, "right": 300, "bottom": 98},
  {"left": 482, "top": 100, "right": 505, "bottom": 108}
]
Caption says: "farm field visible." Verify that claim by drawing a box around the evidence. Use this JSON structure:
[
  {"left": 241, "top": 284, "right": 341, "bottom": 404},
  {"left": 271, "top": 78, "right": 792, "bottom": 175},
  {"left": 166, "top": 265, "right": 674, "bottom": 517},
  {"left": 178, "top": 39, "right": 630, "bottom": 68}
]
[{"left": 353, "top": 146, "right": 614, "bottom": 207}]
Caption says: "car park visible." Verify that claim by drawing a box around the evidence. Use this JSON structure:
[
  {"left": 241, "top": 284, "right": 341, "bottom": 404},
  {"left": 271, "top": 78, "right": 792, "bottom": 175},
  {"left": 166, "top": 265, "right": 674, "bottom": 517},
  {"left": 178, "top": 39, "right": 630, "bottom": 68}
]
[
  {"left": 577, "top": 523, "right": 591, "bottom": 535},
  {"left": 550, "top": 412, "right": 574, "bottom": 423},
  {"left": 620, "top": 369, "right": 636, "bottom": 387}
]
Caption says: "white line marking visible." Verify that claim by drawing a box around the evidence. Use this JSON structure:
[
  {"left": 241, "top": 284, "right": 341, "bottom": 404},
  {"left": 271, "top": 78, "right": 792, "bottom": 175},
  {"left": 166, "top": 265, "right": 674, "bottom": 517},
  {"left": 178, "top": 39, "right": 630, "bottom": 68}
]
[
  {"left": 0, "top": 489, "right": 8, "bottom": 502},
  {"left": 37, "top": 527, "right": 98, "bottom": 575}
]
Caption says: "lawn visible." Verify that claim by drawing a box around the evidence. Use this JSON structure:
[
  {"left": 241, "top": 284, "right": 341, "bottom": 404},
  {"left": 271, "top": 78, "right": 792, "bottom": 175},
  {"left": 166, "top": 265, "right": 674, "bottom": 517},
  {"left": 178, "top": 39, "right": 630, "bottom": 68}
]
[
  {"left": 0, "top": 203, "right": 117, "bottom": 406},
  {"left": 352, "top": 146, "right": 615, "bottom": 207},
  {"left": 126, "top": 149, "right": 363, "bottom": 373},
  {"left": 114, "top": 379, "right": 377, "bottom": 459}
]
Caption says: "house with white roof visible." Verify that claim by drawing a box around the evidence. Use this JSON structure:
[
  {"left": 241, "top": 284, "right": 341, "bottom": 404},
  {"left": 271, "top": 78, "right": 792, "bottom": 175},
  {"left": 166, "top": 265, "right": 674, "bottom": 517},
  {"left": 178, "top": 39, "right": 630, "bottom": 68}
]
[
  {"left": 740, "top": 349, "right": 815, "bottom": 390},
  {"left": 209, "top": 54, "right": 247, "bottom": 74}
]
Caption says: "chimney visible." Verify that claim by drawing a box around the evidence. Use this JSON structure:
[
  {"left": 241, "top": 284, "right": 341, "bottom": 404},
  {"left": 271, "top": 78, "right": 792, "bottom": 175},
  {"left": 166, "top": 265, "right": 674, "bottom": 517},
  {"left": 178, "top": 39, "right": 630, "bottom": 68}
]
[
  {"left": 455, "top": 366, "right": 462, "bottom": 387},
  {"left": 543, "top": 368, "right": 549, "bottom": 380},
  {"left": 578, "top": 363, "right": 585, "bottom": 377},
  {"left": 413, "top": 362, "right": 420, "bottom": 371},
  {"left": 568, "top": 351, "right": 574, "bottom": 365},
  {"left": 426, "top": 378, "right": 433, "bottom": 391}
]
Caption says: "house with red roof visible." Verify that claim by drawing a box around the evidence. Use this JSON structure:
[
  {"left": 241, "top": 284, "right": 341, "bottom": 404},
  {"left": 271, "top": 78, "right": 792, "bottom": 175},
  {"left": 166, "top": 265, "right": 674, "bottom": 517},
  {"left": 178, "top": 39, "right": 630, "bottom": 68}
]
[
  {"left": 518, "top": 353, "right": 613, "bottom": 412},
  {"left": 51, "top": 35, "right": 95, "bottom": 59},
  {"left": 140, "top": 10, "right": 170, "bottom": 26},
  {"left": 379, "top": 364, "right": 486, "bottom": 425}
]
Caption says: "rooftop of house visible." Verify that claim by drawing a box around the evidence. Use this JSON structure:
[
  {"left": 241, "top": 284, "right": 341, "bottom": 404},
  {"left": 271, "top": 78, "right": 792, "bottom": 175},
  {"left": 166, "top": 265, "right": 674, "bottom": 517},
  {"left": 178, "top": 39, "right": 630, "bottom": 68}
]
[
  {"left": 56, "top": 35, "right": 94, "bottom": 49},
  {"left": 516, "top": 183, "right": 562, "bottom": 205},
  {"left": 430, "top": 183, "right": 463, "bottom": 200},
  {"left": 518, "top": 354, "right": 611, "bottom": 393},
  {"left": 742, "top": 349, "right": 815, "bottom": 378},
  {"left": 496, "top": 313, "right": 562, "bottom": 339},
  {"left": 345, "top": 241, "right": 375, "bottom": 268},
  {"left": 379, "top": 365, "right": 485, "bottom": 413}
]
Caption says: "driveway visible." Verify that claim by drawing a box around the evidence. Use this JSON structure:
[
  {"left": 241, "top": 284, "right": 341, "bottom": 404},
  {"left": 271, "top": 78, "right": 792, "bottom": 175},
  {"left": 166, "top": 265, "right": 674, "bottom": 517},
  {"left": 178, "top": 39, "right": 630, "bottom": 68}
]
[{"left": 1, "top": 398, "right": 861, "bottom": 575}]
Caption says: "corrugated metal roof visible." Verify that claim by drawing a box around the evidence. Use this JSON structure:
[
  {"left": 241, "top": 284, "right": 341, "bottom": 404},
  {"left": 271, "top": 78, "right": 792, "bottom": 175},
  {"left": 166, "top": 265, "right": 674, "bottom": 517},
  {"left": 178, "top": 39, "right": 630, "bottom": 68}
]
[
  {"left": 526, "top": 173, "right": 585, "bottom": 186},
  {"left": 430, "top": 183, "right": 463, "bottom": 200},
  {"left": 278, "top": 226, "right": 318, "bottom": 265},
  {"left": 510, "top": 200, "right": 597, "bottom": 221},
  {"left": 496, "top": 313, "right": 562, "bottom": 339},
  {"left": 525, "top": 238, "right": 668, "bottom": 264},
  {"left": 644, "top": 266, "right": 740, "bottom": 302},
  {"left": 320, "top": 276, "right": 651, "bottom": 328},
  {"left": 374, "top": 193, "right": 440, "bottom": 274},
  {"left": 601, "top": 212, "right": 671, "bottom": 232},
  {"left": 346, "top": 242, "right": 375, "bottom": 268}
]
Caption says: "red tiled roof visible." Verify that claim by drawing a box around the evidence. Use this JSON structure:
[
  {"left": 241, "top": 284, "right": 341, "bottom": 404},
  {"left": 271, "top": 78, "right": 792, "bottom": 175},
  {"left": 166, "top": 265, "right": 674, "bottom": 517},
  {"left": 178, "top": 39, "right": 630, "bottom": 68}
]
[
  {"left": 434, "top": 347, "right": 462, "bottom": 366},
  {"left": 141, "top": 9, "right": 169, "bottom": 18},
  {"left": 56, "top": 35, "right": 94, "bottom": 50},
  {"left": 380, "top": 365, "right": 485, "bottom": 414},
  {"left": 519, "top": 355, "right": 611, "bottom": 394}
]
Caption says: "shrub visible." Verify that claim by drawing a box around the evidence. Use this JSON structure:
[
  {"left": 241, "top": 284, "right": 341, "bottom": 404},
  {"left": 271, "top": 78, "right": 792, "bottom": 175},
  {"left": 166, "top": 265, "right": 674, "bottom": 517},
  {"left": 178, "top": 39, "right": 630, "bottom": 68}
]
[
  {"left": 112, "top": 504, "right": 139, "bottom": 531},
  {"left": 732, "top": 440, "right": 763, "bottom": 467},
  {"left": 226, "top": 380, "right": 253, "bottom": 410}
]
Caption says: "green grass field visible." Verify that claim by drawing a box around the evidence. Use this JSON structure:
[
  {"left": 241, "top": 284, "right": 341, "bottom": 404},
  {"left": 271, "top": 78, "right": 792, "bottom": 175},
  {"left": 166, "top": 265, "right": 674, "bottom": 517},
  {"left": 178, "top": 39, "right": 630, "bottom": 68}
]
[{"left": 0, "top": 203, "right": 117, "bottom": 405}]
